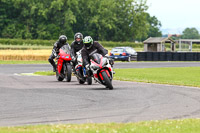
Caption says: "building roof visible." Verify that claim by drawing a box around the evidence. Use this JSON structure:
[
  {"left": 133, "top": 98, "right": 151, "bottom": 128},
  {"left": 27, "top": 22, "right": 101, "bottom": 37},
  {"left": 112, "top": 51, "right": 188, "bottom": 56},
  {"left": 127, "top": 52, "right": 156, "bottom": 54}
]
[
  {"left": 143, "top": 37, "right": 175, "bottom": 44},
  {"left": 178, "top": 39, "right": 200, "bottom": 43}
]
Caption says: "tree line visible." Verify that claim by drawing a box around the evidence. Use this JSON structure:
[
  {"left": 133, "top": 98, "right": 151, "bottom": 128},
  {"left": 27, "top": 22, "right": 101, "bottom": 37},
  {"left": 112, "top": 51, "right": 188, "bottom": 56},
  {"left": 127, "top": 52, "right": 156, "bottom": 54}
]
[
  {"left": 0, "top": 0, "right": 162, "bottom": 41},
  {"left": 182, "top": 28, "right": 200, "bottom": 39},
  {"left": 169, "top": 28, "right": 200, "bottom": 40}
]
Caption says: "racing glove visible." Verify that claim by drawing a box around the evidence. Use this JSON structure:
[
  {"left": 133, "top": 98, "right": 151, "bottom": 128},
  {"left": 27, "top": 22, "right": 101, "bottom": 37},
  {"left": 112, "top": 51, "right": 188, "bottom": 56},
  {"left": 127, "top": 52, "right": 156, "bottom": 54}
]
[
  {"left": 85, "top": 64, "right": 90, "bottom": 70},
  {"left": 71, "top": 56, "right": 76, "bottom": 63}
]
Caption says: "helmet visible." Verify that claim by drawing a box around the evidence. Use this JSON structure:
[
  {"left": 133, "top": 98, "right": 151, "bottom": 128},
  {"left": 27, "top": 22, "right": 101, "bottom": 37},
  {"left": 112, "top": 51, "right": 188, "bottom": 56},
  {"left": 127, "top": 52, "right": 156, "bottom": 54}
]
[
  {"left": 83, "top": 36, "right": 93, "bottom": 49},
  {"left": 59, "top": 35, "right": 67, "bottom": 44},
  {"left": 74, "top": 32, "right": 83, "bottom": 44}
]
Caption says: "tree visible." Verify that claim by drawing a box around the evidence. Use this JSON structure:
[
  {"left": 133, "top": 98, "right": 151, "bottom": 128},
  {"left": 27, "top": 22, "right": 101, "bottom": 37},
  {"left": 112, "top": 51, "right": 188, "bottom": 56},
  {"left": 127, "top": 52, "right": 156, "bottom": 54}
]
[
  {"left": 181, "top": 28, "right": 200, "bottom": 39},
  {"left": 109, "top": 0, "right": 149, "bottom": 41},
  {"left": 145, "top": 13, "right": 162, "bottom": 39},
  {"left": 71, "top": 0, "right": 117, "bottom": 40},
  {"left": 0, "top": 0, "right": 20, "bottom": 38},
  {"left": 0, "top": 0, "right": 155, "bottom": 41}
]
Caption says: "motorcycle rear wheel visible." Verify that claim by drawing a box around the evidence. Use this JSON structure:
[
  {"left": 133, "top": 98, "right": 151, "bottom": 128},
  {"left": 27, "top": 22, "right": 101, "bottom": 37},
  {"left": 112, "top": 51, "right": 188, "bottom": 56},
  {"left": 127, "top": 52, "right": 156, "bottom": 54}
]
[
  {"left": 77, "top": 77, "right": 85, "bottom": 84},
  {"left": 87, "top": 76, "right": 92, "bottom": 85},
  {"left": 101, "top": 71, "right": 113, "bottom": 90}
]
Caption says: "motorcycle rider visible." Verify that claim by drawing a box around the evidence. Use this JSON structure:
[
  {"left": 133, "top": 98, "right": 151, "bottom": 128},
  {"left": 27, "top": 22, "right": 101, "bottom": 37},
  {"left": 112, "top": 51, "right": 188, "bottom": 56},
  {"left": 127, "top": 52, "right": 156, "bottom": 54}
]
[
  {"left": 71, "top": 32, "right": 84, "bottom": 73},
  {"left": 48, "top": 35, "right": 70, "bottom": 72},
  {"left": 71, "top": 32, "right": 84, "bottom": 58},
  {"left": 81, "top": 36, "right": 111, "bottom": 76}
]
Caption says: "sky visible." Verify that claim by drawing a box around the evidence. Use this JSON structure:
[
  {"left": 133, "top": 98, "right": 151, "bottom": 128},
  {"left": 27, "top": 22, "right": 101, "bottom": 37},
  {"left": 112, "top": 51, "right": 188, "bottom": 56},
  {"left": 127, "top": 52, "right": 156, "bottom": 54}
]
[{"left": 146, "top": 0, "right": 200, "bottom": 31}]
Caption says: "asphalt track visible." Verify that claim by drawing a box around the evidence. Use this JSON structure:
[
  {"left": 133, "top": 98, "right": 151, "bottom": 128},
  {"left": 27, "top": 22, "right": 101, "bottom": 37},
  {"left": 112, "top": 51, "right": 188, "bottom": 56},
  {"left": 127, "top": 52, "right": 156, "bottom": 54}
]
[{"left": 0, "top": 62, "right": 200, "bottom": 126}]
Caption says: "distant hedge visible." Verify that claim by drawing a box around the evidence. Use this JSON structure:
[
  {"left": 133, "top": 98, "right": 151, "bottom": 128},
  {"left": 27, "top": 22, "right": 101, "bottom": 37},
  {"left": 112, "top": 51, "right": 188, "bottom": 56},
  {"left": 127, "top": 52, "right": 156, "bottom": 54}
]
[
  {"left": 0, "top": 38, "right": 55, "bottom": 46},
  {"left": 1, "top": 38, "right": 200, "bottom": 49},
  {"left": 0, "top": 38, "right": 143, "bottom": 48},
  {"left": 99, "top": 41, "right": 143, "bottom": 48}
]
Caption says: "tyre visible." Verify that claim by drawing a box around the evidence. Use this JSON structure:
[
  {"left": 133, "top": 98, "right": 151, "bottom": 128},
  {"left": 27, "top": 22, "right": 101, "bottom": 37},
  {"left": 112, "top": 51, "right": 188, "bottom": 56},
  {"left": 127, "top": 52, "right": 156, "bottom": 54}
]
[
  {"left": 65, "top": 64, "right": 72, "bottom": 82},
  {"left": 87, "top": 76, "right": 92, "bottom": 85},
  {"left": 101, "top": 71, "right": 113, "bottom": 90},
  {"left": 56, "top": 71, "right": 64, "bottom": 81},
  {"left": 77, "top": 77, "right": 85, "bottom": 84}
]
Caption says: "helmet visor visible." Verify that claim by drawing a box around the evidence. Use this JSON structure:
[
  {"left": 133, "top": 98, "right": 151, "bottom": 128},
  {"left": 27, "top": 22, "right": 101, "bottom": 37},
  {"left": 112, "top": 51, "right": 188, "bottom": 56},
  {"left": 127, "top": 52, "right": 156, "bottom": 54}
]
[
  {"left": 76, "top": 38, "right": 81, "bottom": 42},
  {"left": 60, "top": 38, "right": 66, "bottom": 44},
  {"left": 85, "top": 42, "right": 91, "bottom": 48}
]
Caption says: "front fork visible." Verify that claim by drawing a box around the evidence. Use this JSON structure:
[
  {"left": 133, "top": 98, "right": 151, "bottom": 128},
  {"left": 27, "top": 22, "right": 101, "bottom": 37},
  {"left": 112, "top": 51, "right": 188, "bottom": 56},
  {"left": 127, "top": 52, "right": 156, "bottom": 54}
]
[{"left": 57, "top": 59, "right": 63, "bottom": 74}]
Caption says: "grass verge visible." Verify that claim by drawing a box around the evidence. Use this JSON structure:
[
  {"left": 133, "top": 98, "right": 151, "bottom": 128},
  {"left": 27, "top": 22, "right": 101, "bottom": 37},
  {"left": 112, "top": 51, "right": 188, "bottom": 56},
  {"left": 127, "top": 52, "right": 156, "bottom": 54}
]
[
  {"left": 0, "top": 119, "right": 200, "bottom": 133},
  {"left": 114, "top": 67, "right": 200, "bottom": 87},
  {"left": 0, "top": 60, "right": 49, "bottom": 64},
  {"left": 34, "top": 71, "right": 55, "bottom": 76},
  {"left": 33, "top": 67, "right": 200, "bottom": 87}
]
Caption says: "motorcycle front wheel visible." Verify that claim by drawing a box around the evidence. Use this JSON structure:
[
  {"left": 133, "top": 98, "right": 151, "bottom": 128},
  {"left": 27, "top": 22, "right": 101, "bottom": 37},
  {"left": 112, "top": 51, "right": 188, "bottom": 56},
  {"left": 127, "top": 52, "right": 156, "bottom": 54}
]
[
  {"left": 101, "top": 71, "right": 113, "bottom": 90},
  {"left": 65, "top": 63, "right": 72, "bottom": 82},
  {"left": 56, "top": 71, "right": 64, "bottom": 81}
]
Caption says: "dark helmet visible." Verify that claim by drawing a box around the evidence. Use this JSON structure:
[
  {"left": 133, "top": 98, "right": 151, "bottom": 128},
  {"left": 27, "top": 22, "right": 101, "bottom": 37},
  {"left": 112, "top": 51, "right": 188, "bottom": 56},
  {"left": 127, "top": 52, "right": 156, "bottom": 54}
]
[
  {"left": 74, "top": 32, "right": 83, "bottom": 44},
  {"left": 59, "top": 35, "right": 67, "bottom": 44},
  {"left": 83, "top": 36, "right": 93, "bottom": 49}
]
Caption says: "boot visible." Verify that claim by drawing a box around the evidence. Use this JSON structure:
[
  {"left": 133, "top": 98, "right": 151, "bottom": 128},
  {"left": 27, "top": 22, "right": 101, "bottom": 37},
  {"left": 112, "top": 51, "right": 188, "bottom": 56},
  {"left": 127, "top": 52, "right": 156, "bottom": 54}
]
[
  {"left": 72, "top": 67, "right": 76, "bottom": 74},
  {"left": 71, "top": 64, "right": 76, "bottom": 74},
  {"left": 53, "top": 66, "right": 57, "bottom": 72},
  {"left": 48, "top": 58, "right": 57, "bottom": 72}
]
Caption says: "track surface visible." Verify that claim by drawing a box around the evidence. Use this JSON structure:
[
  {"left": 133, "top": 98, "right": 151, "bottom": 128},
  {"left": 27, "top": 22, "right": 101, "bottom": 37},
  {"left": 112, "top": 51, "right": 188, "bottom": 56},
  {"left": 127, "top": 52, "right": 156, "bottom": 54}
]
[
  {"left": 1, "top": 62, "right": 200, "bottom": 74},
  {"left": 0, "top": 62, "right": 200, "bottom": 126}
]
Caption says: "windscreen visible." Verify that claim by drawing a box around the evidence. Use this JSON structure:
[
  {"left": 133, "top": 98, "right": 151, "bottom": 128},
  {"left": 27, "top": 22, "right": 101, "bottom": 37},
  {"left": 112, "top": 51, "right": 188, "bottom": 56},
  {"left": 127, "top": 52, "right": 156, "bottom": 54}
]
[
  {"left": 60, "top": 45, "right": 70, "bottom": 54},
  {"left": 90, "top": 53, "right": 102, "bottom": 64}
]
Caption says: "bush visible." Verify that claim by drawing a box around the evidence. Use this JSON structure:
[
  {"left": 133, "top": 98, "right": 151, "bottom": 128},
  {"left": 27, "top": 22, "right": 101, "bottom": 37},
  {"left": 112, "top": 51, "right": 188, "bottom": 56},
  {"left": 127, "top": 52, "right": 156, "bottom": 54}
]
[
  {"left": 1, "top": 24, "right": 16, "bottom": 38},
  {"left": 193, "top": 44, "right": 200, "bottom": 48}
]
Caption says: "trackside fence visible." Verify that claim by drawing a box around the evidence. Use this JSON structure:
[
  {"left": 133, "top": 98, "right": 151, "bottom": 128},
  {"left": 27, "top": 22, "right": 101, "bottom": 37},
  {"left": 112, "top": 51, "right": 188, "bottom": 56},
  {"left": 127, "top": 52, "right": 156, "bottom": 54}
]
[{"left": 137, "top": 52, "right": 200, "bottom": 61}]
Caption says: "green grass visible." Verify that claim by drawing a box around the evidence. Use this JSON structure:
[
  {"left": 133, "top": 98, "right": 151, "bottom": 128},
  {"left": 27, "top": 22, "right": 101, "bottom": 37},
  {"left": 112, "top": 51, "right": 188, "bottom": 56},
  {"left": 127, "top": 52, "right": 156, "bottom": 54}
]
[
  {"left": 0, "top": 60, "right": 49, "bottom": 64},
  {"left": 34, "top": 71, "right": 55, "bottom": 76},
  {"left": 32, "top": 67, "right": 200, "bottom": 87},
  {"left": 0, "top": 119, "right": 200, "bottom": 133},
  {"left": 114, "top": 67, "right": 200, "bottom": 87}
]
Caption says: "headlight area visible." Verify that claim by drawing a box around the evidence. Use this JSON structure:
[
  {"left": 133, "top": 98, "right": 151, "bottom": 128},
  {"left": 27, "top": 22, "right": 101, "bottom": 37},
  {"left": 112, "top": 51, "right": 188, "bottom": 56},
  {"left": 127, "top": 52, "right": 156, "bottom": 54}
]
[
  {"left": 91, "top": 64, "right": 100, "bottom": 70},
  {"left": 102, "top": 58, "right": 108, "bottom": 66},
  {"left": 91, "top": 58, "right": 108, "bottom": 70}
]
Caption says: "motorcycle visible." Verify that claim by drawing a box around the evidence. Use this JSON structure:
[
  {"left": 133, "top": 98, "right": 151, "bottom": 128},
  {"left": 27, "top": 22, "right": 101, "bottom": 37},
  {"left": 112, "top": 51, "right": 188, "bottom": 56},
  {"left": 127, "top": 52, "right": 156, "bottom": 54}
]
[
  {"left": 74, "top": 50, "right": 92, "bottom": 85},
  {"left": 56, "top": 45, "right": 72, "bottom": 82},
  {"left": 89, "top": 53, "right": 114, "bottom": 90}
]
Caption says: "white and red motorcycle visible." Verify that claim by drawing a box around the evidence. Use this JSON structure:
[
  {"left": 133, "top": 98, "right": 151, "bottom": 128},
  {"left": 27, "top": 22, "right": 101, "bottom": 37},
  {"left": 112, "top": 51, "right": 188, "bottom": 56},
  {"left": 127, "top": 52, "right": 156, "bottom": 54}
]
[
  {"left": 74, "top": 50, "right": 92, "bottom": 85},
  {"left": 89, "top": 53, "right": 114, "bottom": 90}
]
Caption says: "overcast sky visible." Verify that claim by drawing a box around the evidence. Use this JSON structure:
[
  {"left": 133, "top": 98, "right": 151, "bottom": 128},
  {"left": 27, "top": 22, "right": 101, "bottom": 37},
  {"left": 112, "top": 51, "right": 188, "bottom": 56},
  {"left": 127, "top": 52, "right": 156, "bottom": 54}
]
[{"left": 146, "top": 0, "right": 200, "bottom": 29}]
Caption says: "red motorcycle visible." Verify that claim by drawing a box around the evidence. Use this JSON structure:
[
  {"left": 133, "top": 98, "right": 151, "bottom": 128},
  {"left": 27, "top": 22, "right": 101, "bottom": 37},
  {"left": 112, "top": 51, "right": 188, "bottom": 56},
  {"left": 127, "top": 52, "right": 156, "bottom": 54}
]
[
  {"left": 56, "top": 45, "right": 72, "bottom": 82},
  {"left": 89, "top": 53, "right": 114, "bottom": 90}
]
